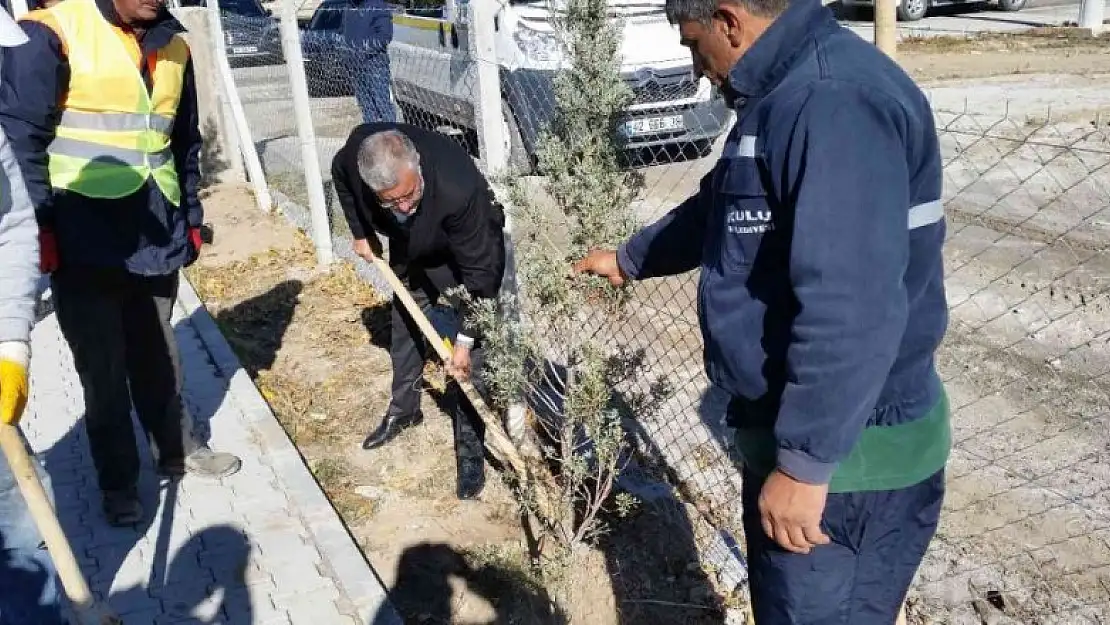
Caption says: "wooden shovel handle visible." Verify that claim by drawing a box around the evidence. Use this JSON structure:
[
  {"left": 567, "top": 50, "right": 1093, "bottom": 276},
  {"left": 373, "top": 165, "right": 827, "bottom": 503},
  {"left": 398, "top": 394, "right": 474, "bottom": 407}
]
[{"left": 368, "top": 256, "right": 527, "bottom": 472}]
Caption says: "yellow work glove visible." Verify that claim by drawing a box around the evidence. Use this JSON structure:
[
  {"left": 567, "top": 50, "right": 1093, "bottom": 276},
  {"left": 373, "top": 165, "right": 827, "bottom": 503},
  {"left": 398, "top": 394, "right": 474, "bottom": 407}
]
[{"left": 0, "top": 342, "right": 30, "bottom": 426}]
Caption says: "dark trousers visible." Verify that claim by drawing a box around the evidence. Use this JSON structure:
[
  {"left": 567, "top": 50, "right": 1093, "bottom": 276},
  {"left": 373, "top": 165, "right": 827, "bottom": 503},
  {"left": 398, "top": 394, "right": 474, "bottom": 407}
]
[
  {"left": 51, "top": 267, "right": 198, "bottom": 493},
  {"left": 386, "top": 289, "right": 486, "bottom": 455},
  {"left": 742, "top": 470, "right": 945, "bottom": 625}
]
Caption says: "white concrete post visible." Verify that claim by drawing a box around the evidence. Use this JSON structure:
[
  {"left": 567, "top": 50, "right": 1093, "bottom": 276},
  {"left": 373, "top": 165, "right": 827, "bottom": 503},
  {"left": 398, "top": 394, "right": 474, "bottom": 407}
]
[
  {"left": 1078, "top": 0, "right": 1105, "bottom": 34},
  {"left": 279, "top": 0, "right": 334, "bottom": 266},
  {"left": 469, "top": 0, "right": 507, "bottom": 173},
  {"left": 208, "top": 0, "right": 275, "bottom": 213},
  {"left": 9, "top": 0, "right": 28, "bottom": 18}
]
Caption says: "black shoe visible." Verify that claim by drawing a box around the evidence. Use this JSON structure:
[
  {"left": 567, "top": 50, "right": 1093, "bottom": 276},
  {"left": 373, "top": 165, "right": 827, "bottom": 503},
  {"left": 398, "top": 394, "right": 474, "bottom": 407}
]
[
  {"left": 361, "top": 412, "right": 423, "bottom": 450},
  {"left": 102, "top": 488, "right": 144, "bottom": 527},
  {"left": 456, "top": 455, "right": 486, "bottom": 500}
]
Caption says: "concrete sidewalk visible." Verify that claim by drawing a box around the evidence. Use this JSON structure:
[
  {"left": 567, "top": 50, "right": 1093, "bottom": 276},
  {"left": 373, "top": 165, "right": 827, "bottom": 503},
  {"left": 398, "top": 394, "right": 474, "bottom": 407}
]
[{"left": 20, "top": 277, "right": 398, "bottom": 625}]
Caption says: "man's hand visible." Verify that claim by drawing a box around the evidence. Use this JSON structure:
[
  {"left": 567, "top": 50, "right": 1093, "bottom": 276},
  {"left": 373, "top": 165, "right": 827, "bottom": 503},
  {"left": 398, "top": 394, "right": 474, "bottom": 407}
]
[
  {"left": 353, "top": 238, "right": 376, "bottom": 263},
  {"left": 758, "top": 468, "right": 831, "bottom": 554},
  {"left": 446, "top": 344, "right": 472, "bottom": 381},
  {"left": 572, "top": 249, "right": 628, "bottom": 287},
  {"left": 0, "top": 343, "right": 30, "bottom": 426}
]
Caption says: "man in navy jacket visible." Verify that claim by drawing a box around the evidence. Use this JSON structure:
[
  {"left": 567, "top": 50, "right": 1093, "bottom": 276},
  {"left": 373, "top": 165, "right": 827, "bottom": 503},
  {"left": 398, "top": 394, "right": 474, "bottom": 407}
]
[
  {"left": 575, "top": 0, "right": 950, "bottom": 621},
  {"left": 343, "top": 0, "right": 395, "bottom": 123}
]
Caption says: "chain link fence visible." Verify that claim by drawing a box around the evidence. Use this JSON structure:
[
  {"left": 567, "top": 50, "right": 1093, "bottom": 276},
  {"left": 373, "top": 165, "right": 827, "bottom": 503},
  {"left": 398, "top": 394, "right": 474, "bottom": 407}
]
[{"left": 210, "top": 3, "right": 1110, "bottom": 621}]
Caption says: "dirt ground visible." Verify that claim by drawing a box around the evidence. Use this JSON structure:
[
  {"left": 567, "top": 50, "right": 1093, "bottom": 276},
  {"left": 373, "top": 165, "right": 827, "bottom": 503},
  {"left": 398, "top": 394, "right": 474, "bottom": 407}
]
[
  {"left": 899, "top": 30, "right": 1110, "bottom": 82},
  {"left": 185, "top": 183, "right": 735, "bottom": 624}
]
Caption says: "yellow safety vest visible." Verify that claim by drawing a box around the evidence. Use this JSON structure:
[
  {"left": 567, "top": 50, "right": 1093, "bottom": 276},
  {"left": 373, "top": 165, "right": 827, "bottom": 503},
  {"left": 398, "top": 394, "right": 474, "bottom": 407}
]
[{"left": 22, "top": 0, "right": 188, "bottom": 206}]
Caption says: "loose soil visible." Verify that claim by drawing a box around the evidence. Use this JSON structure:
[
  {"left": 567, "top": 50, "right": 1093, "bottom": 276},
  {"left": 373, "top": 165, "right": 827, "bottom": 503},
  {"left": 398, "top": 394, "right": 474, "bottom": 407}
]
[{"left": 185, "top": 182, "right": 736, "bottom": 624}]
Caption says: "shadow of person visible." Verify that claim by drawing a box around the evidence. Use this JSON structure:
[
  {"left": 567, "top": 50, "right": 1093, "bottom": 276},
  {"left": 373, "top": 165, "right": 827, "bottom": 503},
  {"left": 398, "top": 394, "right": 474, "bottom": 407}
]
[
  {"left": 372, "top": 542, "right": 566, "bottom": 625},
  {"left": 108, "top": 523, "right": 255, "bottom": 624},
  {"left": 209, "top": 280, "right": 304, "bottom": 378},
  {"left": 360, "top": 302, "right": 392, "bottom": 350}
]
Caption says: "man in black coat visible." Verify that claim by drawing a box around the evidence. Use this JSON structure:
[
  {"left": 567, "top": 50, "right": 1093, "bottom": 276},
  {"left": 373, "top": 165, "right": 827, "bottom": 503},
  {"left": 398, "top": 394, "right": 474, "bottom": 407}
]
[{"left": 332, "top": 122, "right": 505, "bottom": 499}]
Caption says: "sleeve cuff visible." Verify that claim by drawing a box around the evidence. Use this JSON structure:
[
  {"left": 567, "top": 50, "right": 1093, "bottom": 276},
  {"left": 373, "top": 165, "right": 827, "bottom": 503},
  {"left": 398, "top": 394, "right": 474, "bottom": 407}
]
[
  {"left": 776, "top": 448, "right": 837, "bottom": 485},
  {"left": 455, "top": 333, "right": 475, "bottom": 349},
  {"left": 0, "top": 340, "right": 31, "bottom": 368},
  {"left": 615, "top": 242, "right": 641, "bottom": 281}
]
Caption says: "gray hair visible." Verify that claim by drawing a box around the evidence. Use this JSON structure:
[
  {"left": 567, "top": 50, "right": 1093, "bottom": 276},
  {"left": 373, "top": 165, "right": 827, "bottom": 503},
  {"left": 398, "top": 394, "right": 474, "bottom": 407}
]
[
  {"left": 356, "top": 130, "right": 421, "bottom": 191},
  {"left": 665, "top": 0, "right": 788, "bottom": 23}
]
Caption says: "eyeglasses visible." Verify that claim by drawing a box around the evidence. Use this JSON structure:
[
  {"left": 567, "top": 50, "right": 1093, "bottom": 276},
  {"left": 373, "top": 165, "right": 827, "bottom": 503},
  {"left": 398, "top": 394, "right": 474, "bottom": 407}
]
[{"left": 378, "top": 171, "right": 424, "bottom": 212}]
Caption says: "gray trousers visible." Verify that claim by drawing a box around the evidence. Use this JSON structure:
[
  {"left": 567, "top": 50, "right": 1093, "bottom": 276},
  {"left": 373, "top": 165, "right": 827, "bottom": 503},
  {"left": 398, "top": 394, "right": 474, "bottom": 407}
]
[
  {"left": 386, "top": 288, "right": 486, "bottom": 460},
  {"left": 51, "top": 267, "right": 198, "bottom": 493}
]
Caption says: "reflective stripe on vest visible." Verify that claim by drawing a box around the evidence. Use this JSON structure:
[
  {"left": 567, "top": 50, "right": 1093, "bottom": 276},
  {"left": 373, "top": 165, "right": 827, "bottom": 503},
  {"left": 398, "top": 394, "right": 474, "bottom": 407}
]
[{"left": 21, "top": 0, "right": 187, "bottom": 205}]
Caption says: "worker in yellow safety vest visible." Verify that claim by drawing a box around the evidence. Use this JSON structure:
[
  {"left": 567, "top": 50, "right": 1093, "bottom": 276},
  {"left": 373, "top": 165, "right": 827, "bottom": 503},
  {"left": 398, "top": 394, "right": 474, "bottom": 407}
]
[{"left": 0, "top": 0, "right": 242, "bottom": 527}]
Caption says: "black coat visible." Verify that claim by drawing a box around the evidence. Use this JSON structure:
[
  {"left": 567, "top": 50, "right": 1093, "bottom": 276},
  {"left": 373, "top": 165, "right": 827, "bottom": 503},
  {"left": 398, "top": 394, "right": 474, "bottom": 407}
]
[{"left": 332, "top": 122, "right": 506, "bottom": 338}]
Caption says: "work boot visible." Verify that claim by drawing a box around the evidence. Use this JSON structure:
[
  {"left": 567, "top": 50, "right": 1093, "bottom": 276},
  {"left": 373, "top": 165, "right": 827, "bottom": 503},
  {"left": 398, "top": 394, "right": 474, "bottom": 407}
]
[
  {"left": 158, "top": 447, "right": 242, "bottom": 480},
  {"left": 361, "top": 412, "right": 423, "bottom": 450},
  {"left": 102, "top": 487, "right": 143, "bottom": 527}
]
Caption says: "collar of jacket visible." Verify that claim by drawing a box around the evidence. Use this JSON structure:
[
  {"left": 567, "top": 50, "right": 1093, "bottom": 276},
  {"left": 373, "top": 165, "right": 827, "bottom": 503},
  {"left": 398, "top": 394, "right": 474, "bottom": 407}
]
[
  {"left": 722, "top": 0, "right": 836, "bottom": 101},
  {"left": 94, "top": 0, "right": 187, "bottom": 50}
]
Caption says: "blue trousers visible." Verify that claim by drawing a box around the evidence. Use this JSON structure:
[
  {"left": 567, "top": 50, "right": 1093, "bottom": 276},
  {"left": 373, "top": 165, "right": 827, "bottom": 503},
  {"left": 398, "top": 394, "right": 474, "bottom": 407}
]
[
  {"left": 742, "top": 470, "right": 944, "bottom": 625},
  {"left": 344, "top": 49, "right": 395, "bottom": 124},
  {"left": 0, "top": 436, "right": 65, "bottom": 625}
]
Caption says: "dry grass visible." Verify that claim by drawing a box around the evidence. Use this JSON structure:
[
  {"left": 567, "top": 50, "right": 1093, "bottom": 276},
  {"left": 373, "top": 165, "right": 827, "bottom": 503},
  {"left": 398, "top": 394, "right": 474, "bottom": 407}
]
[{"left": 900, "top": 27, "right": 1110, "bottom": 53}]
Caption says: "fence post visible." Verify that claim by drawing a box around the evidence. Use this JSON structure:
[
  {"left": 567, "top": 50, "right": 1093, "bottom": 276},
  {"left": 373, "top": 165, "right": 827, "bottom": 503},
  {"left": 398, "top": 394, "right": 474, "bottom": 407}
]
[
  {"left": 278, "top": 0, "right": 334, "bottom": 266},
  {"left": 874, "top": 0, "right": 897, "bottom": 58},
  {"left": 469, "top": 0, "right": 507, "bottom": 173},
  {"left": 1078, "top": 0, "right": 1105, "bottom": 34},
  {"left": 208, "top": 0, "right": 275, "bottom": 213}
]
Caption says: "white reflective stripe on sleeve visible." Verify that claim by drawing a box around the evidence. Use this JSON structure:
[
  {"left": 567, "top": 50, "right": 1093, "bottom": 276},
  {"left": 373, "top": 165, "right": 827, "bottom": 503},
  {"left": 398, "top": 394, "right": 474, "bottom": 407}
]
[
  {"left": 908, "top": 199, "right": 944, "bottom": 230},
  {"left": 737, "top": 135, "right": 757, "bottom": 158}
]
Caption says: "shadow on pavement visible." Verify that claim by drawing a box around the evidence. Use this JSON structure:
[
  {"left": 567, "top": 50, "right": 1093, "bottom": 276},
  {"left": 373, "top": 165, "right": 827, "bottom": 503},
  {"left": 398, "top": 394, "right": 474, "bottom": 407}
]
[{"left": 28, "top": 280, "right": 305, "bottom": 622}]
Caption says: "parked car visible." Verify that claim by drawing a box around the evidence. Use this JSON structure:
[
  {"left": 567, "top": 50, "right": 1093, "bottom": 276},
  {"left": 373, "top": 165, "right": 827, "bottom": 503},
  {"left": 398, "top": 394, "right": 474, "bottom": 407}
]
[
  {"left": 838, "top": 0, "right": 1026, "bottom": 22},
  {"left": 180, "top": 0, "right": 283, "bottom": 67}
]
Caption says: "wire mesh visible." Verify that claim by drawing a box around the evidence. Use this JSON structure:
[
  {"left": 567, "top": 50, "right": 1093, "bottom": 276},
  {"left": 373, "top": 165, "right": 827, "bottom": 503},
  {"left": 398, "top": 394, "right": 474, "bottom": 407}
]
[{"left": 214, "top": 4, "right": 1110, "bottom": 621}]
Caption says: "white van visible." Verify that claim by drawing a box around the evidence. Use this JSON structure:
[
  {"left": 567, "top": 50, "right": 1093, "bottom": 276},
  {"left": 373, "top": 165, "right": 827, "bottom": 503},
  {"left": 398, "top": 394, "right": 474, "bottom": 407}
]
[{"left": 387, "top": 0, "right": 731, "bottom": 170}]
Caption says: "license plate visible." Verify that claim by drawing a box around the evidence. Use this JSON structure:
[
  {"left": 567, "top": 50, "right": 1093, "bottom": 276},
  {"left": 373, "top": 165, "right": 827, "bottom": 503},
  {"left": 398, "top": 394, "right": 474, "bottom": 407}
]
[
  {"left": 231, "top": 45, "right": 259, "bottom": 54},
  {"left": 623, "top": 114, "right": 685, "bottom": 136}
]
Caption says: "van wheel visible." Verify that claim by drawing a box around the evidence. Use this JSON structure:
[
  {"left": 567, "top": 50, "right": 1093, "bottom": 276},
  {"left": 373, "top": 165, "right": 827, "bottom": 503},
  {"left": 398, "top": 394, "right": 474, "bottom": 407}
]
[
  {"left": 997, "top": 0, "right": 1025, "bottom": 11},
  {"left": 897, "top": 0, "right": 928, "bottom": 21},
  {"left": 502, "top": 105, "right": 532, "bottom": 174}
]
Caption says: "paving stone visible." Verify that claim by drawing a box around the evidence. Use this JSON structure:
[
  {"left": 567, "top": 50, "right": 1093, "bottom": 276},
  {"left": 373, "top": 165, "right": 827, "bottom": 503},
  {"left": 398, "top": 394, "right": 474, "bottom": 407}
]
[{"left": 22, "top": 279, "right": 395, "bottom": 623}]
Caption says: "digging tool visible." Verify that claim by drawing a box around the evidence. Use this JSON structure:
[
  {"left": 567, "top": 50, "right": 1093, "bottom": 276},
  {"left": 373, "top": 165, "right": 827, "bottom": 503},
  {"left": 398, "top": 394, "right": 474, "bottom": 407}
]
[
  {"left": 367, "top": 255, "right": 556, "bottom": 520},
  {"left": 0, "top": 424, "right": 123, "bottom": 625}
]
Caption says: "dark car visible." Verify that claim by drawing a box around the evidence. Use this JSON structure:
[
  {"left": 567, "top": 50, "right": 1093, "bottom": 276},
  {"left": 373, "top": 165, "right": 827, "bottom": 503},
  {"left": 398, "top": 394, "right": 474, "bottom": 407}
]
[{"left": 181, "top": 0, "right": 282, "bottom": 67}]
